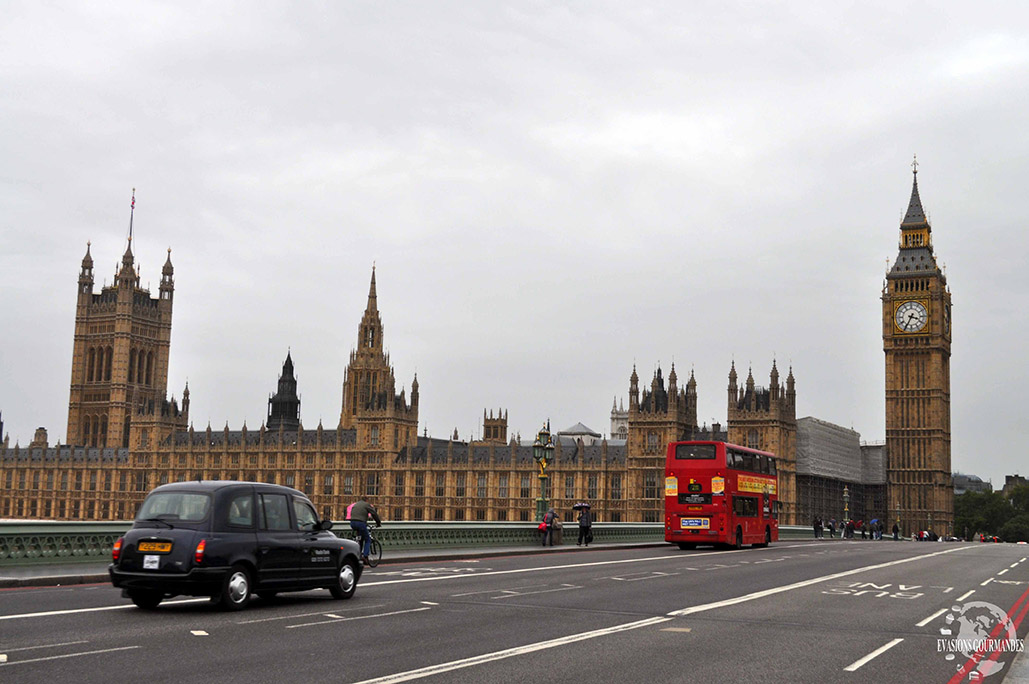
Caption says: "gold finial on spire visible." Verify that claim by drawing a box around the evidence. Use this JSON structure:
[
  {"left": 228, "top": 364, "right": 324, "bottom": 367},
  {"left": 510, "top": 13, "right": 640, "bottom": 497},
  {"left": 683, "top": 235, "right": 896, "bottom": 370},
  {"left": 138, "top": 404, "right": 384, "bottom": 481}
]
[{"left": 911, "top": 154, "right": 918, "bottom": 175}]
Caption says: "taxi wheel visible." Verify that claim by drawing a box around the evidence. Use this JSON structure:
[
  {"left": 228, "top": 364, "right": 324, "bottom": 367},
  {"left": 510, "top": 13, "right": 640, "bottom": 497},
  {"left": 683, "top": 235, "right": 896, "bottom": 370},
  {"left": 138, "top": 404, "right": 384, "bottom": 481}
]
[
  {"left": 330, "top": 558, "right": 358, "bottom": 600},
  {"left": 129, "top": 590, "right": 162, "bottom": 610},
  {"left": 217, "top": 565, "right": 252, "bottom": 611}
]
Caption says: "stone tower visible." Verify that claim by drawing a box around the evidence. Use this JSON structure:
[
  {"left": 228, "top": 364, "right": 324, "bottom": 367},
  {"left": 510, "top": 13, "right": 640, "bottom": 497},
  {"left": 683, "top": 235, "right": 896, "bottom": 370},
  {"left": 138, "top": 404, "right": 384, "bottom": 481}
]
[
  {"left": 883, "top": 164, "right": 953, "bottom": 535},
  {"left": 339, "top": 267, "right": 418, "bottom": 451},
  {"left": 628, "top": 363, "right": 699, "bottom": 459},
  {"left": 482, "top": 409, "right": 508, "bottom": 443},
  {"left": 727, "top": 360, "right": 797, "bottom": 524},
  {"left": 610, "top": 397, "right": 628, "bottom": 441},
  {"left": 66, "top": 201, "right": 174, "bottom": 448},
  {"left": 267, "top": 351, "right": 301, "bottom": 432}
]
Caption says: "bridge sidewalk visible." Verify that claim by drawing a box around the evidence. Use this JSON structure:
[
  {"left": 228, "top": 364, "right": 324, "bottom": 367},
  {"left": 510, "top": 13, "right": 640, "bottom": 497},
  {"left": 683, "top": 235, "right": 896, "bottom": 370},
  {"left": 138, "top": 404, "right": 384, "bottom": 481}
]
[{"left": 0, "top": 540, "right": 671, "bottom": 589}]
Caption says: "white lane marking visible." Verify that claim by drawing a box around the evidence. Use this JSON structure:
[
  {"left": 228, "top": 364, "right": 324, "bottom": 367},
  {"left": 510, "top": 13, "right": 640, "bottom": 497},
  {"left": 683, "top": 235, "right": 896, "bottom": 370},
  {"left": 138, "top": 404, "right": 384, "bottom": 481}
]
[
  {"left": 351, "top": 617, "right": 672, "bottom": 684},
  {"left": 0, "top": 656, "right": 6, "bottom": 663},
  {"left": 956, "top": 590, "right": 975, "bottom": 602},
  {"left": 998, "top": 569, "right": 1009, "bottom": 575},
  {"left": 0, "top": 598, "right": 207, "bottom": 622},
  {"left": 362, "top": 547, "right": 779, "bottom": 588},
  {"left": 0, "top": 646, "right": 140, "bottom": 667},
  {"left": 916, "top": 608, "right": 947, "bottom": 627},
  {"left": 420, "top": 601, "right": 438, "bottom": 606},
  {"left": 287, "top": 606, "right": 431, "bottom": 629},
  {"left": 236, "top": 603, "right": 387, "bottom": 624},
  {"left": 661, "top": 627, "right": 692, "bottom": 633},
  {"left": 2, "top": 640, "right": 89, "bottom": 653},
  {"left": 1012, "top": 563, "right": 1020, "bottom": 568},
  {"left": 492, "top": 584, "right": 581, "bottom": 599},
  {"left": 190, "top": 630, "right": 208, "bottom": 636},
  {"left": 668, "top": 546, "right": 970, "bottom": 617},
  {"left": 980, "top": 578, "right": 993, "bottom": 587},
  {"left": 610, "top": 572, "right": 678, "bottom": 582},
  {"left": 843, "top": 638, "right": 904, "bottom": 672},
  {"left": 325, "top": 614, "right": 343, "bottom": 619},
  {"left": 354, "top": 546, "right": 969, "bottom": 683},
  {"left": 450, "top": 586, "right": 535, "bottom": 598}
]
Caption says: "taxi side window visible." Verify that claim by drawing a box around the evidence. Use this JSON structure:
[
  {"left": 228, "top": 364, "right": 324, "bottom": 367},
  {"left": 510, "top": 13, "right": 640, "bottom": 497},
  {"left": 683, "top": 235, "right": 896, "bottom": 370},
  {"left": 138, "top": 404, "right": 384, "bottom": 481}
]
[
  {"left": 260, "top": 494, "right": 291, "bottom": 531},
  {"left": 228, "top": 493, "right": 254, "bottom": 528},
  {"left": 293, "top": 499, "right": 318, "bottom": 531}
]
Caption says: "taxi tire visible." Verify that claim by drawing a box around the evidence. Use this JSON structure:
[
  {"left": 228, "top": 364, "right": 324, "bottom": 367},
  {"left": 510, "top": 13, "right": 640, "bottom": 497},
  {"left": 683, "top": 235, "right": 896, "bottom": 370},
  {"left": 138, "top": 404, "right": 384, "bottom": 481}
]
[
  {"left": 217, "top": 565, "right": 252, "bottom": 611},
  {"left": 129, "top": 590, "right": 163, "bottom": 610},
  {"left": 330, "top": 558, "right": 358, "bottom": 600}
]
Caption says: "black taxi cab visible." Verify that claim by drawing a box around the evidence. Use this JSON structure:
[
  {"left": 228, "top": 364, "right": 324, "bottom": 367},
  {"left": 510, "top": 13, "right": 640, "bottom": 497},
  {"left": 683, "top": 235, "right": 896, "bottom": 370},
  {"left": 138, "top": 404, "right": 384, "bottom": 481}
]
[{"left": 109, "top": 481, "right": 363, "bottom": 610}]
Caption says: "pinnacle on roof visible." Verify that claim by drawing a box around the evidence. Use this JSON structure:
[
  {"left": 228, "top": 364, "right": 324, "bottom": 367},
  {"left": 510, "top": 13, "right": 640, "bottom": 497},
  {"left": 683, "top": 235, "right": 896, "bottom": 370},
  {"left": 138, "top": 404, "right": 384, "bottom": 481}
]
[
  {"left": 163, "top": 247, "right": 174, "bottom": 274},
  {"left": 81, "top": 242, "right": 93, "bottom": 268}
]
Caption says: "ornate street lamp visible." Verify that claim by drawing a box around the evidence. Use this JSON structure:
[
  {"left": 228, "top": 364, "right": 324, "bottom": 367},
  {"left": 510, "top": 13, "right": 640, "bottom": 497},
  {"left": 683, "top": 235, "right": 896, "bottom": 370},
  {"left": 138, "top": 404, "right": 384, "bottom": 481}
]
[
  {"left": 928, "top": 510, "right": 933, "bottom": 535},
  {"left": 842, "top": 485, "right": 850, "bottom": 526},
  {"left": 533, "top": 421, "right": 554, "bottom": 522},
  {"left": 896, "top": 500, "right": 901, "bottom": 538}
]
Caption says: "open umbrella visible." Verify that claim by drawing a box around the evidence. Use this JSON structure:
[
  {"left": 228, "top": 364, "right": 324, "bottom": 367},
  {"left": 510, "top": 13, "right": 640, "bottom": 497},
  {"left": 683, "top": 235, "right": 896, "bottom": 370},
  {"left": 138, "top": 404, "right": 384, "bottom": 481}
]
[
  {"left": 572, "top": 502, "right": 590, "bottom": 510},
  {"left": 870, "top": 519, "right": 879, "bottom": 525}
]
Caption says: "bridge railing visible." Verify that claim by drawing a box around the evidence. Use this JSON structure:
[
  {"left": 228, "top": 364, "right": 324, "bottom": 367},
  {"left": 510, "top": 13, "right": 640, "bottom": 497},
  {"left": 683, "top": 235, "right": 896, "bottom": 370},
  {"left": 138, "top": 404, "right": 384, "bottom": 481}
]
[{"left": 0, "top": 521, "right": 816, "bottom": 566}]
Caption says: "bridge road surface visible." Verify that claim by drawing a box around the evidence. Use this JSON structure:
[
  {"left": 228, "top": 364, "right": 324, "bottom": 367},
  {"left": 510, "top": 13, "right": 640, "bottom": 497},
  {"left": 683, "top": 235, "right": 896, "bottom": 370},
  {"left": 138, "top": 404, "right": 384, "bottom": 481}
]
[{"left": 1, "top": 541, "right": 1027, "bottom": 683}]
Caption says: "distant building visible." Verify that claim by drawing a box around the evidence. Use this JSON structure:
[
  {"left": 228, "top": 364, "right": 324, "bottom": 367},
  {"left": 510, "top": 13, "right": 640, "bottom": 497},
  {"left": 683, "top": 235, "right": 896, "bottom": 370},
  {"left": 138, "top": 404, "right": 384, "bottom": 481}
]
[
  {"left": 953, "top": 473, "right": 992, "bottom": 495},
  {"left": 794, "top": 418, "right": 886, "bottom": 524},
  {"left": 557, "top": 422, "right": 602, "bottom": 447},
  {"left": 1003, "top": 475, "right": 1028, "bottom": 497},
  {"left": 609, "top": 398, "right": 628, "bottom": 441}
]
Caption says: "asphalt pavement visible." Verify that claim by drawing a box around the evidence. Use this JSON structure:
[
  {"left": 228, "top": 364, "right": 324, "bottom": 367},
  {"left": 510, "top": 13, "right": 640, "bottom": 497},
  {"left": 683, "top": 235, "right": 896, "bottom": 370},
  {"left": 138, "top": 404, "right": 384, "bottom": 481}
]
[{"left": 2, "top": 539, "right": 1027, "bottom": 683}]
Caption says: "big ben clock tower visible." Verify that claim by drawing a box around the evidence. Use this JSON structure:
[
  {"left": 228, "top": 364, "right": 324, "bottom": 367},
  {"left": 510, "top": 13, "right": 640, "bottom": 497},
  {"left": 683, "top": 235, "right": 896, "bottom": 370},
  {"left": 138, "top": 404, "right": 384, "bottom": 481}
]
[{"left": 883, "top": 160, "right": 953, "bottom": 536}]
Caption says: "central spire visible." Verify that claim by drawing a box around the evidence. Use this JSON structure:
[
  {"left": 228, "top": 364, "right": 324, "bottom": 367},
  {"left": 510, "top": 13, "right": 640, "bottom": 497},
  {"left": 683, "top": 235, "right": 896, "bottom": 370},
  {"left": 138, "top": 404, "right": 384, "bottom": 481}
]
[
  {"left": 366, "top": 264, "right": 377, "bottom": 312},
  {"left": 902, "top": 158, "right": 928, "bottom": 226}
]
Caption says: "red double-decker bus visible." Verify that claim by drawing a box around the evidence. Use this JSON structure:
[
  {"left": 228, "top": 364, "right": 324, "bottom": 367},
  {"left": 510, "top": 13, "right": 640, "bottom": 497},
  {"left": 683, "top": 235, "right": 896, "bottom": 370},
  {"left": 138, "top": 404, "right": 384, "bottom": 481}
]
[{"left": 664, "top": 441, "right": 779, "bottom": 549}]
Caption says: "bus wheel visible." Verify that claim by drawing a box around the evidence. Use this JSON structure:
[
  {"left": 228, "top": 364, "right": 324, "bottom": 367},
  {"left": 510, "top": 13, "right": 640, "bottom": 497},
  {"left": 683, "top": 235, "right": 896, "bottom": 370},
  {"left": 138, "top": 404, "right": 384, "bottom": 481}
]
[
  {"left": 734, "top": 528, "right": 743, "bottom": 550},
  {"left": 677, "top": 543, "right": 696, "bottom": 551}
]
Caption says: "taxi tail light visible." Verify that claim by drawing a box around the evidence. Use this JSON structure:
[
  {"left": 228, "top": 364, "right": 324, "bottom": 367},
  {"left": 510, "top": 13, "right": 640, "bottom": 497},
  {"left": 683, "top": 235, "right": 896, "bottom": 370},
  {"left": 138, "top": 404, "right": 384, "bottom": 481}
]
[
  {"left": 194, "top": 539, "right": 206, "bottom": 565},
  {"left": 112, "top": 537, "right": 123, "bottom": 562}
]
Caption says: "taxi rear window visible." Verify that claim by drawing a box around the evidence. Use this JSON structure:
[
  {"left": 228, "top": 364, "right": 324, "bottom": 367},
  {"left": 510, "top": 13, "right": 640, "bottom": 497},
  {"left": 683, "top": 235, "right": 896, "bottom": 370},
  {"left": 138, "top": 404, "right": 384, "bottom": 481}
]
[{"left": 137, "top": 492, "right": 211, "bottom": 522}]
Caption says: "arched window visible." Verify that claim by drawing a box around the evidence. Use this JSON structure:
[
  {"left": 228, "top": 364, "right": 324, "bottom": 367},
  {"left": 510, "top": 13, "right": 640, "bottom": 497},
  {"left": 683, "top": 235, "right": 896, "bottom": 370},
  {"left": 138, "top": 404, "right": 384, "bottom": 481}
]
[
  {"left": 128, "top": 349, "right": 137, "bottom": 383},
  {"left": 747, "top": 429, "right": 759, "bottom": 449},
  {"left": 104, "top": 347, "right": 113, "bottom": 381},
  {"left": 136, "top": 351, "right": 145, "bottom": 385},
  {"left": 100, "top": 415, "right": 108, "bottom": 446},
  {"left": 94, "top": 349, "right": 104, "bottom": 383},
  {"left": 145, "top": 351, "right": 153, "bottom": 385},
  {"left": 87, "top": 348, "right": 96, "bottom": 382}
]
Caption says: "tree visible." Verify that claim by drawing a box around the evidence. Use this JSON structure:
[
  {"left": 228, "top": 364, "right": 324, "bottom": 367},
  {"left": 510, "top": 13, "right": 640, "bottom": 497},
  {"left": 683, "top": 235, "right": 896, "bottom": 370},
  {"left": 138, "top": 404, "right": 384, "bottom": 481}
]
[
  {"left": 998, "top": 514, "right": 1029, "bottom": 543},
  {"left": 1008, "top": 485, "right": 1029, "bottom": 516},
  {"left": 955, "top": 491, "right": 1013, "bottom": 537}
]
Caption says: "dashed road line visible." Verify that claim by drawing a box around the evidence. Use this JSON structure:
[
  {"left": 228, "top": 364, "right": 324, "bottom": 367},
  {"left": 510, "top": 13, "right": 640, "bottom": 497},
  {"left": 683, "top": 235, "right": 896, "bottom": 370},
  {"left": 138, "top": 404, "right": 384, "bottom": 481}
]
[
  {"left": 956, "top": 590, "right": 975, "bottom": 602},
  {"left": 0, "top": 640, "right": 88, "bottom": 652},
  {"left": 999, "top": 569, "right": 1009, "bottom": 576},
  {"left": 0, "top": 646, "right": 140, "bottom": 667},
  {"left": 287, "top": 606, "right": 431, "bottom": 629},
  {"left": 0, "top": 598, "right": 207, "bottom": 621},
  {"left": 844, "top": 638, "right": 904, "bottom": 672},
  {"left": 916, "top": 609, "right": 947, "bottom": 627},
  {"left": 981, "top": 578, "right": 993, "bottom": 587}
]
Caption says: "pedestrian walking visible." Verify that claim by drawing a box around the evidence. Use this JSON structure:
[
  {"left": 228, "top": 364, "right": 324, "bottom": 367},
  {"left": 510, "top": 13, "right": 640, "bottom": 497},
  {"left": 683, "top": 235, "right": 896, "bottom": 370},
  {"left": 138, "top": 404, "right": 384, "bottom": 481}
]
[
  {"left": 541, "top": 507, "right": 557, "bottom": 547},
  {"left": 576, "top": 505, "right": 593, "bottom": 546},
  {"left": 828, "top": 519, "right": 836, "bottom": 539}
]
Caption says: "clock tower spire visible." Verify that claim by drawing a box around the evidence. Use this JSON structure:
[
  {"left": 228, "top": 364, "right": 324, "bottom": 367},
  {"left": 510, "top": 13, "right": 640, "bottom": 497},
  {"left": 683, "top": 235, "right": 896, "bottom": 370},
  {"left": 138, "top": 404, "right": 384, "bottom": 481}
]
[{"left": 883, "top": 160, "right": 953, "bottom": 537}]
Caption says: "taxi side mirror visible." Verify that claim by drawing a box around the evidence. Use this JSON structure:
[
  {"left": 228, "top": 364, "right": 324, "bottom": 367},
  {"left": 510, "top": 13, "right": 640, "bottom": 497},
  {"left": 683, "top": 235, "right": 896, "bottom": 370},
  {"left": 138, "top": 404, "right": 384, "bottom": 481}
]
[{"left": 317, "top": 519, "right": 334, "bottom": 531}]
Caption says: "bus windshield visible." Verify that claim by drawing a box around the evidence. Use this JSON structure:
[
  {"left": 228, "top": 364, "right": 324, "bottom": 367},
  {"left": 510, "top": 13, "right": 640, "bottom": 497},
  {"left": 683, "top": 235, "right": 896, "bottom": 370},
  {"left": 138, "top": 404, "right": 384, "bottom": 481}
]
[{"left": 674, "top": 443, "right": 716, "bottom": 460}]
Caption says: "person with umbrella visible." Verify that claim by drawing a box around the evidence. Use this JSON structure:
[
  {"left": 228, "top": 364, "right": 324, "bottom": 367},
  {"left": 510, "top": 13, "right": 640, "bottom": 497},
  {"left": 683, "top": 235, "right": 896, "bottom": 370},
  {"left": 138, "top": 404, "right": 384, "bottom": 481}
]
[{"left": 574, "top": 502, "right": 593, "bottom": 546}]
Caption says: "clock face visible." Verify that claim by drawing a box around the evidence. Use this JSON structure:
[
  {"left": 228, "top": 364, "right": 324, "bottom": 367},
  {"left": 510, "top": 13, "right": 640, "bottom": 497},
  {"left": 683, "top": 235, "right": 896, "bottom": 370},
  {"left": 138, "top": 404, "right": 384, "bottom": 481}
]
[
  {"left": 944, "top": 304, "right": 951, "bottom": 335},
  {"left": 895, "top": 300, "right": 928, "bottom": 333}
]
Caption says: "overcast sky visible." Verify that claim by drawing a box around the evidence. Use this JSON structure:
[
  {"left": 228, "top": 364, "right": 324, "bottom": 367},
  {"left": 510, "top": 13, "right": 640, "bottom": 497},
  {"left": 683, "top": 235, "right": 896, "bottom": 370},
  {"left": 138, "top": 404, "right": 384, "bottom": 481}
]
[{"left": 2, "top": 2, "right": 1027, "bottom": 487}]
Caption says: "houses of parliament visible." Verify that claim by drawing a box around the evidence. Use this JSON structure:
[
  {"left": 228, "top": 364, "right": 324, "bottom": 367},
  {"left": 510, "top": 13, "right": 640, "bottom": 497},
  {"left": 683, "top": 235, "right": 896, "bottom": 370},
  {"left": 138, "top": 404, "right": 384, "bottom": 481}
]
[{"left": 0, "top": 169, "right": 953, "bottom": 532}]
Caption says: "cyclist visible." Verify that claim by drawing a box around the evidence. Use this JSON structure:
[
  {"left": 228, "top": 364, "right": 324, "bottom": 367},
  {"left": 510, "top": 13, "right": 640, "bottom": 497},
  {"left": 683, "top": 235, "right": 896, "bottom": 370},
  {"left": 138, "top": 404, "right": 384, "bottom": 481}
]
[{"left": 346, "top": 496, "right": 381, "bottom": 564}]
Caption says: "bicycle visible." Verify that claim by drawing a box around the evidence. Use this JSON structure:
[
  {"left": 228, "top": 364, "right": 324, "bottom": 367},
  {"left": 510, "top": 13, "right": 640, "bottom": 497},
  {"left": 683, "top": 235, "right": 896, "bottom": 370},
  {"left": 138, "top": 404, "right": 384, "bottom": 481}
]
[{"left": 351, "top": 524, "right": 382, "bottom": 568}]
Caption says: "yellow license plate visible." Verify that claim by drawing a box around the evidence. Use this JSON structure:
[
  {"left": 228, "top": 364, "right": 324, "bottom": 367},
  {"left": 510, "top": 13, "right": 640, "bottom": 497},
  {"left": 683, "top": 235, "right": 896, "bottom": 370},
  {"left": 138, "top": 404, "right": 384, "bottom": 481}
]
[{"left": 137, "top": 541, "right": 172, "bottom": 553}]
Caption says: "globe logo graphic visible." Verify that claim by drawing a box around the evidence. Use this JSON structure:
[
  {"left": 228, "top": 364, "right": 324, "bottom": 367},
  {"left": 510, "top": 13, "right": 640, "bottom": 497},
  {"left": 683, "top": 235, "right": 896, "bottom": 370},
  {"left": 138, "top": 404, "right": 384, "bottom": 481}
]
[{"left": 941, "top": 601, "right": 1017, "bottom": 679}]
